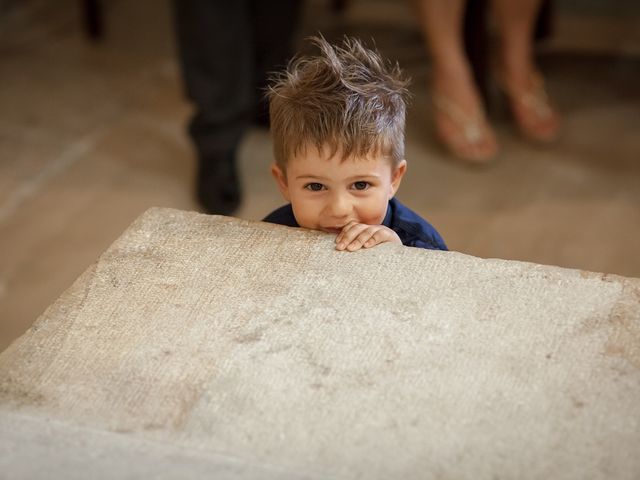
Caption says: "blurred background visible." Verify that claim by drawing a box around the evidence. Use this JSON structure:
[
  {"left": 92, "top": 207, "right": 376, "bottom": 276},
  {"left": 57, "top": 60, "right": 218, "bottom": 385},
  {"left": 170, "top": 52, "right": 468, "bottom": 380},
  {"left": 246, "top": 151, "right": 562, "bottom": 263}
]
[{"left": 0, "top": 0, "right": 638, "bottom": 351}]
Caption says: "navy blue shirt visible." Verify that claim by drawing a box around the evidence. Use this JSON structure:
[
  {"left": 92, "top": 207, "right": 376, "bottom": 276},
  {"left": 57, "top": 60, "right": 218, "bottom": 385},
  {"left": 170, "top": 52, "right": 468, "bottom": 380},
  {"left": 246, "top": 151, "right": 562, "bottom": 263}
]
[{"left": 262, "top": 197, "right": 447, "bottom": 251}]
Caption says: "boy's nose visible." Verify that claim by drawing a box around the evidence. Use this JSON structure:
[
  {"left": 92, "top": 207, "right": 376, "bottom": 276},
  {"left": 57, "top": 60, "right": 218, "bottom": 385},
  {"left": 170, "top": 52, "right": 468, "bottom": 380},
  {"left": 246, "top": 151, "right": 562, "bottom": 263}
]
[{"left": 326, "top": 193, "right": 352, "bottom": 219}]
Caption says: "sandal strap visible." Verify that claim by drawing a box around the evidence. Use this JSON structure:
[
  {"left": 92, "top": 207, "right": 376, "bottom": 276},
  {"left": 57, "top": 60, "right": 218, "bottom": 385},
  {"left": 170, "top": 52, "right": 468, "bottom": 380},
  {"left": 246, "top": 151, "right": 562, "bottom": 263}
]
[
  {"left": 432, "top": 94, "right": 488, "bottom": 144},
  {"left": 501, "top": 72, "right": 553, "bottom": 120}
]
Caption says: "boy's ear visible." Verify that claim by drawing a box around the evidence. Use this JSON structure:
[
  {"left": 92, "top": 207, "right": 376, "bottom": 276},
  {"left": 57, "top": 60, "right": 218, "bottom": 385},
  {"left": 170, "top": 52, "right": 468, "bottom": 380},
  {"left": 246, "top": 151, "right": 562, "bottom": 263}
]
[
  {"left": 270, "top": 164, "right": 291, "bottom": 202},
  {"left": 389, "top": 159, "right": 407, "bottom": 198}
]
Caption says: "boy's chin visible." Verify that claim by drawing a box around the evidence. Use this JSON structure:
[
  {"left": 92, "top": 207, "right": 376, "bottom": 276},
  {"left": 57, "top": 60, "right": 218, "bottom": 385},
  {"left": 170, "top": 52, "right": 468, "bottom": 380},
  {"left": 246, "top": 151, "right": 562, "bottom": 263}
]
[
  {"left": 320, "top": 227, "right": 342, "bottom": 234},
  {"left": 295, "top": 220, "right": 342, "bottom": 234}
]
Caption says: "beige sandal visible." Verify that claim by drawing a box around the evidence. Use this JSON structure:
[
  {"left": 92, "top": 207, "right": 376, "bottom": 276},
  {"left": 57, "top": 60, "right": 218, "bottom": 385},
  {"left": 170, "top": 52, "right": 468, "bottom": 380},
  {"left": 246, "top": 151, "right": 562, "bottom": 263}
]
[
  {"left": 499, "top": 72, "right": 561, "bottom": 143},
  {"left": 432, "top": 93, "right": 499, "bottom": 165}
]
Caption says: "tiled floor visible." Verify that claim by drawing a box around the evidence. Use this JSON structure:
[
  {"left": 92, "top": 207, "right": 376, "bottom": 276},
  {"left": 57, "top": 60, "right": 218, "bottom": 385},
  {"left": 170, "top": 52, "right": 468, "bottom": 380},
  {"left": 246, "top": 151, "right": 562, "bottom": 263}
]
[{"left": 1, "top": 0, "right": 639, "bottom": 351}]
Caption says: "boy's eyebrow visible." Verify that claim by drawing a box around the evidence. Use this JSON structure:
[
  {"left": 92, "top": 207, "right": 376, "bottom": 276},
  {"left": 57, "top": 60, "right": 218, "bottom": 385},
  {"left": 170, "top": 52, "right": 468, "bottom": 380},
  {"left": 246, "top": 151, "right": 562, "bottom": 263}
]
[
  {"left": 295, "top": 175, "right": 329, "bottom": 180},
  {"left": 345, "top": 174, "right": 381, "bottom": 181},
  {"left": 295, "top": 174, "right": 382, "bottom": 181}
]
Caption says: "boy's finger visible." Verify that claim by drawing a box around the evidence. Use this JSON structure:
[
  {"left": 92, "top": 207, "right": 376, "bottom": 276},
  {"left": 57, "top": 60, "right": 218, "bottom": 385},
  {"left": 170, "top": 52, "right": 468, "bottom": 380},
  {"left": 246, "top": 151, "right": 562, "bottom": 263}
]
[
  {"left": 336, "top": 223, "right": 368, "bottom": 250},
  {"left": 346, "top": 226, "right": 379, "bottom": 251},
  {"left": 337, "top": 222, "right": 365, "bottom": 242},
  {"left": 363, "top": 228, "right": 386, "bottom": 248},
  {"left": 337, "top": 226, "right": 368, "bottom": 250},
  {"left": 335, "top": 221, "right": 360, "bottom": 242}
]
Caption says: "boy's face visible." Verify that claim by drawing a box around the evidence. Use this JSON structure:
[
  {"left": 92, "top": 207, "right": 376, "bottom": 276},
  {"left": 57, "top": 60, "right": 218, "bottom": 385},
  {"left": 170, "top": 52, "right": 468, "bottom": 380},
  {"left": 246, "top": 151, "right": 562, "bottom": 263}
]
[{"left": 271, "top": 145, "right": 407, "bottom": 233}]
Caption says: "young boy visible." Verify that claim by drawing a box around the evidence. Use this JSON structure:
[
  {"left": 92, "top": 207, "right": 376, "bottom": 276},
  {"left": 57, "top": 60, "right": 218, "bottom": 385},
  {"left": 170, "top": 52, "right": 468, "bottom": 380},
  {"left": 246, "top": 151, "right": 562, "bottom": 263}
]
[{"left": 263, "top": 36, "right": 447, "bottom": 253}]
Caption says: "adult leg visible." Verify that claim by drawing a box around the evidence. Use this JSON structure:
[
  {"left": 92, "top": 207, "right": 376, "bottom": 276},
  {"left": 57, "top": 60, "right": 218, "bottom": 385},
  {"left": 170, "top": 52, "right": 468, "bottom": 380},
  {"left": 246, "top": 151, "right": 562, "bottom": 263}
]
[
  {"left": 492, "top": 0, "right": 560, "bottom": 141},
  {"left": 414, "top": 0, "right": 498, "bottom": 163},
  {"left": 250, "top": 0, "right": 303, "bottom": 127},
  {"left": 173, "top": 0, "right": 253, "bottom": 214}
]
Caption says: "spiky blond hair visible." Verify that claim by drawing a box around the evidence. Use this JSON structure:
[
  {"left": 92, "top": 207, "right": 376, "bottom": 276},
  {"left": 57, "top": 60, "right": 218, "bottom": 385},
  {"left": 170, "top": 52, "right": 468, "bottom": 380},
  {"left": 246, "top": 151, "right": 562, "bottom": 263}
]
[{"left": 268, "top": 35, "right": 410, "bottom": 169}]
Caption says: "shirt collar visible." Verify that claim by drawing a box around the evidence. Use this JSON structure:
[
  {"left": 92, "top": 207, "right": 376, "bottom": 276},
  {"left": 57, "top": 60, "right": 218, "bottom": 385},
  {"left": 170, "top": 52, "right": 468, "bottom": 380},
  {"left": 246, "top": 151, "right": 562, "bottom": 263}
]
[{"left": 382, "top": 200, "right": 393, "bottom": 228}]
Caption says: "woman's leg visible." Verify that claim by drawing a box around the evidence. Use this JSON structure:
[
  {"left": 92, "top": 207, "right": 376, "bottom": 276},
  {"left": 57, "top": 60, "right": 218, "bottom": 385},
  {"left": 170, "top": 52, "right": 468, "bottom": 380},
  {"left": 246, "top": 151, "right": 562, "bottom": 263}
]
[
  {"left": 414, "top": 0, "right": 498, "bottom": 163},
  {"left": 492, "top": 0, "right": 560, "bottom": 141}
]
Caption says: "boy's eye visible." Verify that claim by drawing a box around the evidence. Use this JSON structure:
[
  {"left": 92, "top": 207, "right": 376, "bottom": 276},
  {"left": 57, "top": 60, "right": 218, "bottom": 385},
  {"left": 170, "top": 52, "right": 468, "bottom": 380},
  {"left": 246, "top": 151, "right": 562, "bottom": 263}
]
[
  {"left": 352, "top": 181, "right": 370, "bottom": 191},
  {"left": 305, "top": 182, "right": 325, "bottom": 191}
]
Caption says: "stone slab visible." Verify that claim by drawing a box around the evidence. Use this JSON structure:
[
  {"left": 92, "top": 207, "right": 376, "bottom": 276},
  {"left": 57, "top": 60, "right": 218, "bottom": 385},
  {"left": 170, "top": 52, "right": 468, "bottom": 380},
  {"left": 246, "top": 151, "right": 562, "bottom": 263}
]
[{"left": 1, "top": 208, "right": 639, "bottom": 479}]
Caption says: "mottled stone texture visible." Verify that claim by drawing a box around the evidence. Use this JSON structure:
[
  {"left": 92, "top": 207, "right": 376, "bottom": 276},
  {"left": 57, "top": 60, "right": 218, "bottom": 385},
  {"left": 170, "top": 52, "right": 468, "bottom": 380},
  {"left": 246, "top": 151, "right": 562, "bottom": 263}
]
[{"left": 1, "top": 208, "right": 639, "bottom": 479}]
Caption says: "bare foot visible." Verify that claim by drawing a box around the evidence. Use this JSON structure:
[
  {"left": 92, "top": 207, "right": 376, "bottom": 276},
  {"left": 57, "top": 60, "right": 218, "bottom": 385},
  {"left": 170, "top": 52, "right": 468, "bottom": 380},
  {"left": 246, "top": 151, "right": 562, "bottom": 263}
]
[
  {"left": 432, "top": 69, "right": 498, "bottom": 164},
  {"left": 499, "top": 66, "right": 561, "bottom": 143}
]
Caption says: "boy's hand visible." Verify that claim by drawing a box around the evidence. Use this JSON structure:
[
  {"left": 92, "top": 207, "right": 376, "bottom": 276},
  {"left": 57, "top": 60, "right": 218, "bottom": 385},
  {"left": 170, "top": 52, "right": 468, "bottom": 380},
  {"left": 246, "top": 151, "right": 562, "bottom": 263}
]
[{"left": 335, "top": 221, "right": 402, "bottom": 251}]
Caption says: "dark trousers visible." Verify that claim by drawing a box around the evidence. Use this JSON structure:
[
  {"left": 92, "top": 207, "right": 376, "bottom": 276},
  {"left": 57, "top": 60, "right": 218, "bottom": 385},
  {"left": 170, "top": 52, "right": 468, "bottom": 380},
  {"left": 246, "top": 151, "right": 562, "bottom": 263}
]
[{"left": 173, "top": 0, "right": 302, "bottom": 160}]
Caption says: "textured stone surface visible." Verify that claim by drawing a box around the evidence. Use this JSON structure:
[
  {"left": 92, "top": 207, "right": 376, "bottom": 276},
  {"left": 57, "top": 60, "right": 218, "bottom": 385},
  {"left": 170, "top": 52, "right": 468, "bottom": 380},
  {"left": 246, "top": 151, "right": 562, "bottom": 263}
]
[{"left": 1, "top": 208, "right": 639, "bottom": 479}]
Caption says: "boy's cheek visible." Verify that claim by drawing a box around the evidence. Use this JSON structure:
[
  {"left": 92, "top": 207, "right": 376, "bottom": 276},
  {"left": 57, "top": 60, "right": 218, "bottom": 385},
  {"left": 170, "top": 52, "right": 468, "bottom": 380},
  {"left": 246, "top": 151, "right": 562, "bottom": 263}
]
[
  {"left": 289, "top": 204, "right": 316, "bottom": 230},
  {"left": 358, "top": 207, "right": 387, "bottom": 226}
]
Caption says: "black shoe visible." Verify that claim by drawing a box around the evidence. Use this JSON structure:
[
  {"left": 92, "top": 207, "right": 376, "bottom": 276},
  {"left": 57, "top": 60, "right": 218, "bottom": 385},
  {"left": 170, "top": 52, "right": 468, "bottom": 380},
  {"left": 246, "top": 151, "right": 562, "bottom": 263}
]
[{"left": 196, "top": 150, "right": 241, "bottom": 215}]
